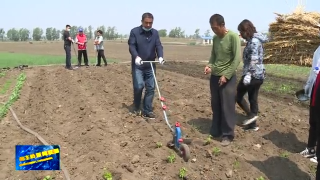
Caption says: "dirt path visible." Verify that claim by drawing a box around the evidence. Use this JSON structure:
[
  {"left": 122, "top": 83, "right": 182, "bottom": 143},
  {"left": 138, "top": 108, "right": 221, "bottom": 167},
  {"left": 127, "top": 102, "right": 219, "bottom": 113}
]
[{"left": 0, "top": 64, "right": 315, "bottom": 180}]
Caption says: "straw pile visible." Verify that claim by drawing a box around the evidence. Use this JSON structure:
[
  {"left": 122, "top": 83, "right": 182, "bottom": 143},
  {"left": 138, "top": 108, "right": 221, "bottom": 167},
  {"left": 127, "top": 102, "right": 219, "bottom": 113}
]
[{"left": 264, "top": 10, "right": 320, "bottom": 66}]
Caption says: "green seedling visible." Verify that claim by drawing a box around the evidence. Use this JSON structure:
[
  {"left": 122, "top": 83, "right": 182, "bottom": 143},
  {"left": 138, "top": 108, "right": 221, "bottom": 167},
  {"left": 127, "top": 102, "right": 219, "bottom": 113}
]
[
  {"left": 212, "top": 147, "right": 221, "bottom": 156},
  {"left": 280, "top": 151, "right": 289, "bottom": 158},
  {"left": 43, "top": 175, "right": 52, "bottom": 180},
  {"left": 204, "top": 135, "right": 212, "bottom": 145},
  {"left": 233, "top": 159, "right": 240, "bottom": 169},
  {"left": 102, "top": 169, "right": 113, "bottom": 180},
  {"left": 167, "top": 152, "right": 176, "bottom": 163},
  {"left": 179, "top": 167, "right": 187, "bottom": 179},
  {"left": 256, "top": 176, "right": 265, "bottom": 180},
  {"left": 156, "top": 142, "right": 162, "bottom": 148}
]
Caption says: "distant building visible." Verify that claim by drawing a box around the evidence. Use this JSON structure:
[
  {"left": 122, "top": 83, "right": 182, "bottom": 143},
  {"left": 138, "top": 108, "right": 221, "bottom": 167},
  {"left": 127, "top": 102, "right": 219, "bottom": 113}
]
[{"left": 199, "top": 36, "right": 213, "bottom": 45}]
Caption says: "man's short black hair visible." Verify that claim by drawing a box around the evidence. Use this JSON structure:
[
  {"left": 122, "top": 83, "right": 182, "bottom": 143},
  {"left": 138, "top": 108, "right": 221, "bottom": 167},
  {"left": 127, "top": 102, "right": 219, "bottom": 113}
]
[
  {"left": 209, "top": 14, "right": 225, "bottom": 26},
  {"left": 142, "top": 12, "right": 153, "bottom": 21},
  {"left": 66, "top": 24, "right": 71, "bottom": 28},
  {"left": 97, "top": 30, "right": 103, "bottom": 35}
]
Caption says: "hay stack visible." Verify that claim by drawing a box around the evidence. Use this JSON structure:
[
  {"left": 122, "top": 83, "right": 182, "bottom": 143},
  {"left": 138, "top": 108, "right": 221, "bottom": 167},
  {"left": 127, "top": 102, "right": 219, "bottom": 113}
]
[{"left": 264, "top": 11, "right": 320, "bottom": 66}]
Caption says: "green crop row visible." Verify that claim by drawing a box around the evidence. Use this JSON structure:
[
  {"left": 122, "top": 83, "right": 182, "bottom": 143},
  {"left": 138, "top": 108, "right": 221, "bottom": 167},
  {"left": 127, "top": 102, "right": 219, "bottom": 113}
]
[{"left": 0, "top": 73, "right": 26, "bottom": 119}]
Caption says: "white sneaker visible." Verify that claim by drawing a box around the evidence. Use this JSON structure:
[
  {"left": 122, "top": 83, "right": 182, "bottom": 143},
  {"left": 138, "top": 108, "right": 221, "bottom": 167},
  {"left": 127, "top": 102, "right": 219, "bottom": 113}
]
[
  {"left": 299, "top": 147, "right": 316, "bottom": 158},
  {"left": 310, "top": 157, "right": 318, "bottom": 163}
]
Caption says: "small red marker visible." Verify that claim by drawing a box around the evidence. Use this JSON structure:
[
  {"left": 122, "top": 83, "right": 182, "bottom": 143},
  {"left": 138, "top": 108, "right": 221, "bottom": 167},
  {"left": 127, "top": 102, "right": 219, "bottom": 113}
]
[{"left": 162, "top": 105, "right": 167, "bottom": 110}]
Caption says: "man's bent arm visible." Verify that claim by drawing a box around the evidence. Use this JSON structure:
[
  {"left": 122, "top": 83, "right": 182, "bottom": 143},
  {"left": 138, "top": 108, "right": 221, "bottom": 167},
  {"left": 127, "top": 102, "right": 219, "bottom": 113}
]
[
  {"left": 128, "top": 30, "right": 139, "bottom": 58},
  {"left": 224, "top": 34, "right": 241, "bottom": 80},
  {"left": 155, "top": 32, "right": 164, "bottom": 58}
]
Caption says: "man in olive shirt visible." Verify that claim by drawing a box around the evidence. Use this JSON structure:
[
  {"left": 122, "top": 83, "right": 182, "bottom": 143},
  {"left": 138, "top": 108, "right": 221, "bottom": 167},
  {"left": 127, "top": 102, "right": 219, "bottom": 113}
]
[{"left": 204, "top": 14, "right": 241, "bottom": 146}]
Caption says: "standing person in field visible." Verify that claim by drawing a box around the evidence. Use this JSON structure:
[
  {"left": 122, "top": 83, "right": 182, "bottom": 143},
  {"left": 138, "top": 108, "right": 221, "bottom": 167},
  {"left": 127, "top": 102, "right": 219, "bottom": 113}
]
[
  {"left": 94, "top": 30, "right": 107, "bottom": 67},
  {"left": 128, "top": 12, "right": 164, "bottom": 119},
  {"left": 299, "top": 23, "right": 320, "bottom": 164},
  {"left": 63, "top": 24, "right": 75, "bottom": 70},
  {"left": 236, "top": 19, "right": 269, "bottom": 131},
  {"left": 75, "top": 28, "right": 89, "bottom": 67},
  {"left": 204, "top": 14, "right": 241, "bottom": 146},
  {"left": 311, "top": 71, "right": 320, "bottom": 179}
]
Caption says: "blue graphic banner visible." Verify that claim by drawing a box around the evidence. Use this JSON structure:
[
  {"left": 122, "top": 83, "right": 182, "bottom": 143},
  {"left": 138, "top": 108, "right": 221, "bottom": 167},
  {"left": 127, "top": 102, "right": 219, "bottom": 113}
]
[{"left": 15, "top": 145, "right": 60, "bottom": 170}]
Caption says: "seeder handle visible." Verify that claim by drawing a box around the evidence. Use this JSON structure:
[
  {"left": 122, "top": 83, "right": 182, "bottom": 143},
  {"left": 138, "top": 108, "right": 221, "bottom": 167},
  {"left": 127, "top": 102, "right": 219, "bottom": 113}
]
[
  {"left": 141, "top": 61, "right": 160, "bottom": 63},
  {"left": 149, "top": 62, "right": 173, "bottom": 132}
]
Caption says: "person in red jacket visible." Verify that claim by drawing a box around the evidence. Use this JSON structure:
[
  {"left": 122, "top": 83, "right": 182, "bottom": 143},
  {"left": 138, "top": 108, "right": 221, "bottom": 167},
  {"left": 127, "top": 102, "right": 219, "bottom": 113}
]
[{"left": 75, "top": 28, "right": 89, "bottom": 66}]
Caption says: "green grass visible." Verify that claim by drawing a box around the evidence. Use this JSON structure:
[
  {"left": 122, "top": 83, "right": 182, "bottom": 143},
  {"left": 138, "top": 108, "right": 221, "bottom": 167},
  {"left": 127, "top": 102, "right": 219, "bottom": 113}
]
[
  {"left": 236, "top": 63, "right": 309, "bottom": 95},
  {"left": 0, "top": 52, "right": 117, "bottom": 68},
  {"left": 264, "top": 64, "right": 310, "bottom": 79},
  {"left": 237, "top": 63, "right": 311, "bottom": 79},
  {"left": 262, "top": 80, "right": 297, "bottom": 94}
]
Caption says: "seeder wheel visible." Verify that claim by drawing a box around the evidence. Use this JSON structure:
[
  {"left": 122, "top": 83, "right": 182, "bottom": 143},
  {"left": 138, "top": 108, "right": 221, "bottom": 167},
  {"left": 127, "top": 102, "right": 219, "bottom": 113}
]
[{"left": 179, "top": 143, "right": 190, "bottom": 162}]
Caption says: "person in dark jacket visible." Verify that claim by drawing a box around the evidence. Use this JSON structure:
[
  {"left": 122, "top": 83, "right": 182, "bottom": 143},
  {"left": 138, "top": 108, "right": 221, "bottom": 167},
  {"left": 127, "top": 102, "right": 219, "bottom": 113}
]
[
  {"left": 128, "top": 12, "right": 164, "bottom": 119},
  {"left": 63, "top": 24, "right": 75, "bottom": 70}
]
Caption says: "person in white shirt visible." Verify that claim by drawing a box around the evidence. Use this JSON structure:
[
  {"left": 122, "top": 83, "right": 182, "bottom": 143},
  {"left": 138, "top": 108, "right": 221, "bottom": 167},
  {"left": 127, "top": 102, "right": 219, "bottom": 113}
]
[{"left": 94, "top": 30, "right": 107, "bottom": 67}]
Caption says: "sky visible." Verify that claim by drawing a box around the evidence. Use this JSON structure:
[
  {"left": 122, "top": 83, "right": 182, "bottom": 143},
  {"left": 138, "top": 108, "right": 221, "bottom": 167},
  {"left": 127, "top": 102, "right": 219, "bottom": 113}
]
[{"left": 1, "top": 0, "right": 319, "bottom": 36}]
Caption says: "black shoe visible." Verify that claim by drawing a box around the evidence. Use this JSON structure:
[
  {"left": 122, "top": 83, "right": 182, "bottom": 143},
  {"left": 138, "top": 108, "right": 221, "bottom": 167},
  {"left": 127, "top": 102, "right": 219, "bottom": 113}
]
[
  {"left": 143, "top": 112, "right": 155, "bottom": 119},
  {"left": 85, "top": 64, "right": 89, "bottom": 67},
  {"left": 96, "top": 64, "right": 101, "bottom": 67},
  {"left": 104, "top": 64, "right": 107, "bottom": 66},
  {"left": 243, "top": 123, "right": 259, "bottom": 131},
  {"left": 131, "top": 109, "right": 142, "bottom": 116}
]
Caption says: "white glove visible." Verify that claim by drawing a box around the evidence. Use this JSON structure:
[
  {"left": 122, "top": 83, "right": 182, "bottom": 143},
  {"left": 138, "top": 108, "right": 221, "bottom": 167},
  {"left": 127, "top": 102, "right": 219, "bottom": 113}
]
[
  {"left": 243, "top": 74, "right": 251, "bottom": 85},
  {"left": 159, "top": 57, "right": 165, "bottom": 64},
  {"left": 314, "top": 67, "right": 319, "bottom": 75},
  {"left": 135, "top": 56, "right": 143, "bottom": 66}
]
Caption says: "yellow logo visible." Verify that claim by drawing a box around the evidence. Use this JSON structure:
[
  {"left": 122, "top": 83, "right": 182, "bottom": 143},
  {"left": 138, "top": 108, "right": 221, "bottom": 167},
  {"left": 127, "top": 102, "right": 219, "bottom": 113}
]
[{"left": 19, "top": 148, "right": 60, "bottom": 167}]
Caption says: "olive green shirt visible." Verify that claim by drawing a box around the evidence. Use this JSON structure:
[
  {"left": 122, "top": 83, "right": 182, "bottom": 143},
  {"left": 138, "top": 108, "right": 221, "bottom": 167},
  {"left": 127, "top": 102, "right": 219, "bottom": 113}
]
[{"left": 207, "top": 30, "right": 241, "bottom": 80}]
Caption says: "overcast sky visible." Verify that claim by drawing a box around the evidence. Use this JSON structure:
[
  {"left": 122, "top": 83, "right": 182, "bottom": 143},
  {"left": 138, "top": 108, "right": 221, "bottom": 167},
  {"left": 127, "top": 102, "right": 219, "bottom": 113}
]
[{"left": 1, "top": 0, "right": 319, "bottom": 35}]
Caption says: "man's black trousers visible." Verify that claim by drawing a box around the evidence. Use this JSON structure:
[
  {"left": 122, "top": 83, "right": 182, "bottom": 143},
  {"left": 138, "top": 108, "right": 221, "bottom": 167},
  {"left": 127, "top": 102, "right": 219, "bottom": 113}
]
[
  {"left": 78, "top": 50, "right": 89, "bottom": 65},
  {"left": 64, "top": 45, "right": 71, "bottom": 68},
  {"left": 209, "top": 74, "right": 237, "bottom": 139}
]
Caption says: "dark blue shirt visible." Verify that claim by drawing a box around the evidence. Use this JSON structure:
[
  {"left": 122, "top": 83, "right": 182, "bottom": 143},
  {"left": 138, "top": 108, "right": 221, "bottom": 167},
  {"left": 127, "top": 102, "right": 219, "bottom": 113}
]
[{"left": 128, "top": 25, "right": 164, "bottom": 69}]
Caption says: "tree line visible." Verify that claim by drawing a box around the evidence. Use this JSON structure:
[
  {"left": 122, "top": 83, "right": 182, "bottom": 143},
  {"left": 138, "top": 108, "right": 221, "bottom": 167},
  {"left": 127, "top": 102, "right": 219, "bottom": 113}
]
[{"left": 0, "top": 26, "right": 213, "bottom": 42}]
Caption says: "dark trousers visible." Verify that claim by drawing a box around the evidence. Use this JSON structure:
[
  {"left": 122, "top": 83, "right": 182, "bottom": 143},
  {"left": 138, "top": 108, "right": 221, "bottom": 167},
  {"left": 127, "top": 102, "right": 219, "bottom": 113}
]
[
  {"left": 210, "top": 74, "right": 237, "bottom": 139},
  {"left": 308, "top": 96, "right": 317, "bottom": 148},
  {"left": 64, "top": 45, "right": 71, "bottom": 68},
  {"left": 97, "top": 50, "right": 107, "bottom": 66},
  {"left": 314, "top": 84, "right": 320, "bottom": 179},
  {"left": 78, "top": 50, "right": 88, "bottom": 65},
  {"left": 236, "top": 76, "right": 263, "bottom": 125},
  {"left": 132, "top": 65, "right": 155, "bottom": 114}
]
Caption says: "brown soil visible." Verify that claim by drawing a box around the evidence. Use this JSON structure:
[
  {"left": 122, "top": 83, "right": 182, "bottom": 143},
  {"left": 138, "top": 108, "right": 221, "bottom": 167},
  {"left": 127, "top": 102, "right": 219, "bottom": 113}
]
[{"left": 0, "top": 42, "right": 315, "bottom": 180}]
